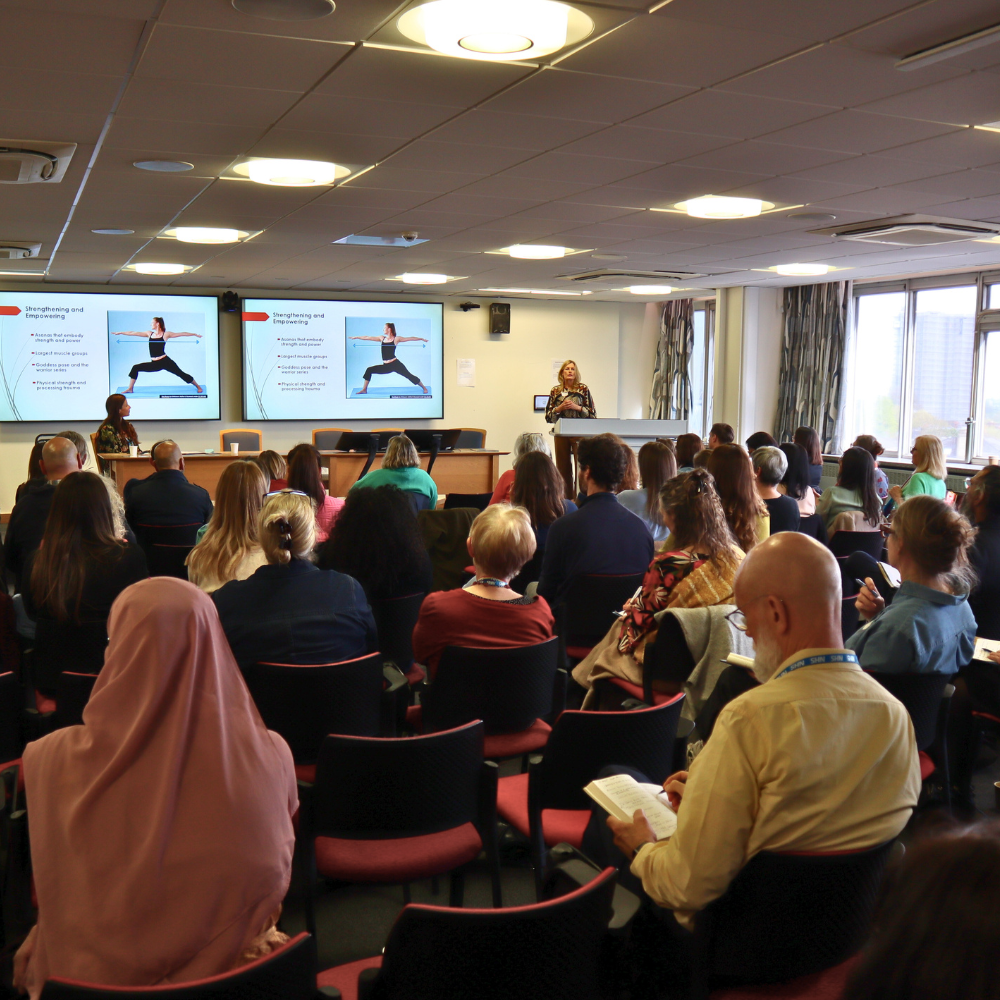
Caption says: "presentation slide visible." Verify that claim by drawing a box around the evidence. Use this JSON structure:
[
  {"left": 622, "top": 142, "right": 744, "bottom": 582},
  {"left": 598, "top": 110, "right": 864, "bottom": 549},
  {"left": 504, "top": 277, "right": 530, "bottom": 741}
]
[
  {"left": 242, "top": 299, "right": 443, "bottom": 420},
  {"left": 0, "top": 292, "right": 219, "bottom": 422}
]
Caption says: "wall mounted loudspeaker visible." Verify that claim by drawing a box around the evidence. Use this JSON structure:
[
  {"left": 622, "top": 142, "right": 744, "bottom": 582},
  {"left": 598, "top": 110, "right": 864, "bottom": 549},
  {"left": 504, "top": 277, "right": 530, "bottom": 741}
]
[
  {"left": 489, "top": 301, "right": 511, "bottom": 334},
  {"left": 220, "top": 290, "right": 240, "bottom": 313}
]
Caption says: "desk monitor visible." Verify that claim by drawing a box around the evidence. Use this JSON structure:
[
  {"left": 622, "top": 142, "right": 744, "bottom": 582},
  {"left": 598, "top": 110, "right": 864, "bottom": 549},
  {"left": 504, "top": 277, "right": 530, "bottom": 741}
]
[{"left": 403, "top": 428, "right": 462, "bottom": 452}]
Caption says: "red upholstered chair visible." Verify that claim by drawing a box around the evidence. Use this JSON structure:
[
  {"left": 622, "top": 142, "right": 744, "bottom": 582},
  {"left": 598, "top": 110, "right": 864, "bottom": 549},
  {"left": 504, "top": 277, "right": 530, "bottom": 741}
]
[
  {"left": 368, "top": 592, "right": 426, "bottom": 686},
  {"left": 409, "top": 638, "right": 561, "bottom": 762},
  {"left": 243, "top": 654, "right": 404, "bottom": 783},
  {"left": 602, "top": 614, "right": 695, "bottom": 706},
  {"left": 689, "top": 843, "right": 894, "bottom": 1000},
  {"left": 558, "top": 572, "right": 645, "bottom": 663},
  {"left": 496, "top": 696, "right": 684, "bottom": 897},
  {"left": 317, "top": 866, "right": 617, "bottom": 1000},
  {"left": 38, "top": 931, "right": 316, "bottom": 1000},
  {"left": 301, "top": 721, "right": 501, "bottom": 938},
  {"left": 828, "top": 530, "right": 885, "bottom": 560}
]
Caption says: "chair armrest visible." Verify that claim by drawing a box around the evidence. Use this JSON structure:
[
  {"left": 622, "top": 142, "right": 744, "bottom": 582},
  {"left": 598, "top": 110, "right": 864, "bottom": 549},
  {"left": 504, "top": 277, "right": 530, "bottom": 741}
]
[
  {"left": 478, "top": 759, "right": 499, "bottom": 834},
  {"left": 621, "top": 698, "right": 650, "bottom": 711},
  {"left": 317, "top": 989, "right": 341, "bottom": 999}
]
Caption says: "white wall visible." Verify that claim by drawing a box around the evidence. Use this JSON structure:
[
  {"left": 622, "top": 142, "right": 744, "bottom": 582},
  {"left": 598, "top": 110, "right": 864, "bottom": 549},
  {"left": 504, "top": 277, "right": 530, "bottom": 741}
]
[
  {"left": 617, "top": 302, "right": 659, "bottom": 419},
  {"left": 0, "top": 284, "right": 645, "bottom": 512}
]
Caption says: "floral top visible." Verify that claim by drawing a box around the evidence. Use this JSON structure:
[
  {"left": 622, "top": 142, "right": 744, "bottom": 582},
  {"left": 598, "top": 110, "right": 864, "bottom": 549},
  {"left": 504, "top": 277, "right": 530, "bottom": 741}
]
[
  {"left": 96, "top": 423, "right": 135, "bottom": 454},
  {"left": 544, "top": 382, "right": 596, "bottom": 424}
]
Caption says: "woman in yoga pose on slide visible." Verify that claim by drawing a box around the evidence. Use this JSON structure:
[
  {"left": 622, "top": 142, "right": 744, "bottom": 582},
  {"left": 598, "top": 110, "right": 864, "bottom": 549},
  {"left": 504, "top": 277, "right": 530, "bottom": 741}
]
[
  {"left": 117, "top": 317, "right": 203, "bottom": 394},
  {"left": 349, "top": 323, "right": 428, "bottom": 395}
]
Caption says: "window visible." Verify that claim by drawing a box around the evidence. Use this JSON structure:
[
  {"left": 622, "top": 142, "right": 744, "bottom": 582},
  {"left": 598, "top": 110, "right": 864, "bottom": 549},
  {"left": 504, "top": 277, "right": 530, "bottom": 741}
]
[
  {"left": 981, "top": 331, "right": 1000, "bottom": 459},
  {"left": 690, "top": 303, "right": 714, "bottom": 440},
  {"left": 990, "top": 283, "right": 1000, "bottom": 309}
]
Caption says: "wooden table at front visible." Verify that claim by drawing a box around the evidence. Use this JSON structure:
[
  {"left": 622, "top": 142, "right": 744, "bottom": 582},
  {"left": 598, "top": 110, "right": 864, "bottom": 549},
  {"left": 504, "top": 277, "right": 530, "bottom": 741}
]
[{"left": 100, "top": 450, "right": 506, "bottom": 501}]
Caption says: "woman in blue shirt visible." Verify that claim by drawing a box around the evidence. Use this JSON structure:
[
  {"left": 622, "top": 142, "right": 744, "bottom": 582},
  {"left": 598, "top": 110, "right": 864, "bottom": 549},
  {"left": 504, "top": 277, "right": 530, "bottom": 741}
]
[{"left": 847, "top": 495, "right": 976, "bottom": 674}]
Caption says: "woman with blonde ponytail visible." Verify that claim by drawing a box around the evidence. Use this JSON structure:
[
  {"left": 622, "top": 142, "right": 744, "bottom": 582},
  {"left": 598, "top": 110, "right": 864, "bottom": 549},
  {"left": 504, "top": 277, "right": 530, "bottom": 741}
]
[{"left": 211, "top": 492, "right": 376, "bottom": 671}]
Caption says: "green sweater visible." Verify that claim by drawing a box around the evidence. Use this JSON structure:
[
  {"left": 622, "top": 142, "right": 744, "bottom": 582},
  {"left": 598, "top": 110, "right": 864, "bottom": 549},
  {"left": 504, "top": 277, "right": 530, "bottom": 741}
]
[
  {"left": 901, "top": 471, "right": 946, "bottom": 500},
  {"left": 351, "top": 465, "right": 438, "bottom": 508}
]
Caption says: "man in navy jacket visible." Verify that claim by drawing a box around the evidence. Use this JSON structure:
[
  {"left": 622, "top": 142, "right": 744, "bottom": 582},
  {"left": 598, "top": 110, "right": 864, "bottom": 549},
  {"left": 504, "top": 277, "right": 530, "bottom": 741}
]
[
  {"left": 538, "top": 434, "right": 653, "bottom": 608},
  {"left": 123, "top": 440, "right": 213, "bottom": 531}
]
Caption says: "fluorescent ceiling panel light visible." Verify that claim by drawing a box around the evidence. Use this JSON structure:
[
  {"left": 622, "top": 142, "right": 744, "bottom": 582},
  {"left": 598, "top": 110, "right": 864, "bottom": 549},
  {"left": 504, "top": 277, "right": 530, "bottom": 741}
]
[
  {"left": 975, "top": 122, "right": 1000, "bottom": 134},
  {"left": 0, "top": 270, "right": 44, "bottom": 276},
  {"left": 133, "top": 160, "right": 194, "bottom": 172},
  {"left": 397, "top": 0, "right": 593, "bottom": 61},
  {"left": 233, "top": 158, "right": 345, "bottom": 186},
  {"left": 129, "top": 263, "right": 189, "bottom": 275},
  {"left": 896, "top": 20, "right": 1000, "bottom": 71},
  {"left": 394, "top": 273, "right": 450, "bottom": 284},
  {"left": 628, "top": 285, "right": 673, "bottom": 294},
  {"left": 333, "top": 234, "right": 429, "bottom": 246},
  {"left": 477, "top": 287, "right": 590, "bottom": 295},
  {"left": 678, "top": 196, "right": 768, "bottom": 219},
  {"left": 166, "top": 227, "right": 243, "bottom": 244},
  {"left": 506, "top": 244, "right": 568, "bottom": 259},
  {"left": 773, "top": 263, "right": 831, "bottom": 276}
]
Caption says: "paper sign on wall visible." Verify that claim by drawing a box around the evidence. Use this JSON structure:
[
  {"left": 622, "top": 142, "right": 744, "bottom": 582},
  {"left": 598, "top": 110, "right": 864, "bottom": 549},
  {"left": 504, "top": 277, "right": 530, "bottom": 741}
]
[{"left": 456, "top": 358, "right": 475, "bottom": 387}]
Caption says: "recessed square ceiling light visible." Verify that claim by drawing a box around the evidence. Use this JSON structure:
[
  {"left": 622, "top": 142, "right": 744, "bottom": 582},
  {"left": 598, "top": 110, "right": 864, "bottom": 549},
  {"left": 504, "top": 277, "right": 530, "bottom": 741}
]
[
  {"left": 125, "top": 263, "right": 192, "bottom": 275},
  {"left": 163, "top": 227, "right": 247, "bottom": 244},
  {"left": 233, "top": 158, "right": 348, "bottom": 186}
]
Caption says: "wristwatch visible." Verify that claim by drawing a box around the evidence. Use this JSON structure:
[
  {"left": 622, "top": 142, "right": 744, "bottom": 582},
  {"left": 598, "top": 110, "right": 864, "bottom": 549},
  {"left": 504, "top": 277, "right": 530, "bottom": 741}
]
[{"left": 632, "top": 842, "right": 651, "bottom": 860}]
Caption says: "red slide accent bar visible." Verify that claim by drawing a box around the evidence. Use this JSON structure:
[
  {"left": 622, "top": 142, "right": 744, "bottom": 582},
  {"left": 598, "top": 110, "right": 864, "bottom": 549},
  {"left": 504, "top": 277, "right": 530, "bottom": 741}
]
[
  {"left": 0, "top": 306, "right": 22, "bottom": 316},
  {"left": 242, "top": 311, "right": 269, "bottom": 322}
]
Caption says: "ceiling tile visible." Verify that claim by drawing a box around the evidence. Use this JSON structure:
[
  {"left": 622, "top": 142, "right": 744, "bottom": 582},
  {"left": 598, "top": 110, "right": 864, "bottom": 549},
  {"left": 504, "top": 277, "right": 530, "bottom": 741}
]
[
  {"left": 612, "top": 163, "right": 771, "bottom": 199},
  {"left": 806, "top": 187, "right": 960, "bottom": 214},
  {"left": 677, "top": 140, "right": 854, "bottom": 174},
  {"left": 789, "top": 153, "right": 961, "bottom": 186},
  {"left": 118, "top": 79, "right": 301, "bottom": 127},
  {"left": 485, "top": 69, "right": 695, "bottom": 124},
  {"left": 502, "top": 152, "right": 656, "bottom": 185},
  {"left": 906, "top": 196, "right": 1000, "bottom": 220},
  {"left": 311, "top": 185, "right": 430, "bottom": 211},
  {"left": 427, "top": 110, "right": 604, "bottom": 151},
  {"left": 560, "top": 126, "right": 738, "bottom": 163},
  {"left": 718, "top": 42, "right": 967, "bottom": 108},
  {"left": 718, "top": 175, "right": 878, "bottom": 205},
  {"left": 315, "top": 45, "right": 532, "bottom": 108},
  {"left": 508, "top": 202, "right": 644, "bottom": 224},
  {"left": 105, "top": 117, "right": 264, "bottom": 156},
  {"left": 757, "top": 110, "right": 963, "bottom": 154},
  {"left": 839, "top": 0, "right": 1000, "bottom": 56},
  {"left": 889, "top": 169, "right": 1000, "bottom": 199},
  {"left": 0, "top": 70, "right": 122, "bottom": 116},
  {"left": 419, "top": 192, "right": 546, "bottom": 216},
  {"left": 858, "top": 71, "right": 1000, "bottom": 126},
  {"left": 136, "top": 24, "right": 349, "bottom": 91},
  {"left": 348, "top": 165, "right": 486, "bottom": 193},
  {"left": 246, "top": 128, "right": 405, "bottom": 163},
  {"left": 0, "top": 110, "right": 107, "bottom": 145},
  {"left": 172, "top": 178, "right": 323, "bottom": 217},
  {"left": 457, "top": 175, "right": 597, "bottom": 201},
  {"left": 874, "top": 129, "right": 1000, "bottom": 169},
  {"left": 278, "top": 93, "right": 458, "bottom": 138},
  {"left": 382, "top": 139, "right": 536, "bottom": 174},
  {"left": 557, "top": 14, "right": 805, "bottom": 88}
]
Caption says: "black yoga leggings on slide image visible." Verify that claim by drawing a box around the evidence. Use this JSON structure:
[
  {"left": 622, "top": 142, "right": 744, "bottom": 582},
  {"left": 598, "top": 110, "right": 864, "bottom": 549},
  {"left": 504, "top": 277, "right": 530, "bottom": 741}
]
[
  {"left": 362, "top": 358, "right": 422, "bottom": 385},
  {"left": 129, "top": 356, "right": 195, "bottom": 384}
]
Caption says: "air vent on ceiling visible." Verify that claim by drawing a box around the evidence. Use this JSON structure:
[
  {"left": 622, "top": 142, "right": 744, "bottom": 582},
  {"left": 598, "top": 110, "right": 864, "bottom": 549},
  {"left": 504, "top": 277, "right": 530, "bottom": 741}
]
[
  {"left": 558, "top": 268, "right": 707, "bottom": 284},
  {"left": 0, "top": 243, "right": 41, "bottom": 260},
  {"left": 808, "top": 214, "right": 1000, "bottom": 246},
  {"left": 0, "top": 141, "right": 76, "bottom": 184}
]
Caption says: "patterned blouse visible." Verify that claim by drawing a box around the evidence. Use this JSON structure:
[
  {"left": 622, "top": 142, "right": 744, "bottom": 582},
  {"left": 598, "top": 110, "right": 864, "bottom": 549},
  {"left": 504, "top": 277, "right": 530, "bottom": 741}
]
[
  {"left": 544, "top": 382, "right": 596, "bottom": 424},
  {"left": 96, "top": 423, "right": 135, "bottom": 454}
]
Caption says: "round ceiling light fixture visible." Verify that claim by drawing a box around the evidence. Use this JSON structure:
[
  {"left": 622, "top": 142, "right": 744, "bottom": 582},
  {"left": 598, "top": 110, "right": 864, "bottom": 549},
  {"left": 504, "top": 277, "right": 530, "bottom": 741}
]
[
  {"left": 92, "top": 228, "right": 135, "bottom": 235},
  {"left": 774, "top": 263, "right": 830, "bottom": 276},
  {"left": 131, "top": 263, "right": 188, "bottom": 275},
  {"left": 677, "top": 196, "right": 771, "bottom": 219},
  {"left": 786, "top": 211, "right": 837, "bottom": 222},
  {"left": 133, "top": 160, "right": 194, "bottom": 172},
  {"left": 628, "top": 285, "right": 673, "bottom": 295},
  {"left": 397, "top": 273, "right": 449, "bottom": 284},
  {"left": 232, "top": 0, "right": 335, "bottom": 19},
  {"left": 233, "top": 158, "right": 346, "bottom": 186},
  {"left": 166, "top": 227, "right": 243, "bottom": 244},
  {"left": 507, "top": 244, "right": 567, "bottom": 259},
  {"left": 397, "top": 0, "right": 594, "bottom": 61}
]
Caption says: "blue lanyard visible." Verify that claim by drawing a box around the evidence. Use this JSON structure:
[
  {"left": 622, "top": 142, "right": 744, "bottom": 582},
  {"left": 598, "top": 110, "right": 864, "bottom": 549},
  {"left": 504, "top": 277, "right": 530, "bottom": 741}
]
[{"left": 774, "top": 652, "right": 859, "bottom": 680}]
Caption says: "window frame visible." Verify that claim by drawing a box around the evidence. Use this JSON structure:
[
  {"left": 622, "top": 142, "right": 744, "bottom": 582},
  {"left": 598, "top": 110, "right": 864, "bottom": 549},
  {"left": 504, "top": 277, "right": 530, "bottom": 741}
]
[{"left": 691, "top": 299, "right": 715, "bottom": 441}]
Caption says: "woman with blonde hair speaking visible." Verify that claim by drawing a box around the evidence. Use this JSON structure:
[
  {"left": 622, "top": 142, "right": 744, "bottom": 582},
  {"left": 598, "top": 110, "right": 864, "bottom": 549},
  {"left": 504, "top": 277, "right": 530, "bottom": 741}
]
[
  {"left": 186, "top": 460, "right": 268, "bottom": 594},
  {"left": 545, "top": 359, "right": 596, "bottom": 498},
  {"left": 889, "top": 434, "right": 948, "bottom": 504}
]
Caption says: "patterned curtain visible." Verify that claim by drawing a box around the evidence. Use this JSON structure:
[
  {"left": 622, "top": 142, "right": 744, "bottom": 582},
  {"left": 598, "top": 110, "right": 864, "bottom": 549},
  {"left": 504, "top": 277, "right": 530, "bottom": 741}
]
[
  {"left": 774, "top": 281, "right": 851, "bottom": 453},
  {"left": 649, "top": 299, "right": 694, "bottom": 420}
]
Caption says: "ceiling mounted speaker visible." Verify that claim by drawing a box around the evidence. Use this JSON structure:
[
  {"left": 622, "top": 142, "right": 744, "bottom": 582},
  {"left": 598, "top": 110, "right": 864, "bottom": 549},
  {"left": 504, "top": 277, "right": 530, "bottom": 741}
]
[{"left": 232, "top": 0, "right": 334, "bottom": 20}]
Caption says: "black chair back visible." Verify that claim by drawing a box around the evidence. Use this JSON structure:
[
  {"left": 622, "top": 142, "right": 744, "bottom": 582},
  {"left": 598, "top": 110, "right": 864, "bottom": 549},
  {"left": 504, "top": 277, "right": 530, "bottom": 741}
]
[
  {"left": 642, "top": 615, "right": 696, "bottom": 703},
  {"left": 313, "top": 428, "right": 352, "bottom": 451},
  {"left": 423, "top": 639, "right": 559, "bottom": 735},
  {"left": 370, "top": 592, "right": 425, "bottom": 674},
  {"left": 841, "top": 593, "right": 861, "bottom": 643},
  {"left": 406, "top": 491, "right": 433, "bottom": 513},
  {"left": 455, "top": 430, "right": 485, "bottom": 449},
  {"left": 133, "top": 523, "right": 201, "bottom": 580},
  {"left": 797, "top": 513, "right": 827, "bottom": 544},
  {"left": 692, "top": 842, "right": 894, "bottom": 992},
  {"left": 868, "top": 672, "right": 949, "bottom": 750},
  {"left": 560, "top": 573, "right": 645, "bottom": 651},
  {"left": 533, "top": 698, "right": 684, "bottom": 811},
  {"left": 52, "top": 672, "right": 99, "bottom": 729},
  {"left": 313, "top": 721, "right": 484, "bottom": 837},
  {"left": 510, "top": 547, "right": 544, "bottom": 593},
  {"left": 443, "top": 492, "right": 492, "bottom": 511},
  {"left": 0, "top": 671, "right": 22, "bottom": 762},
  {"left": 243, "top": 653, "right": 382, "bottom": 763},
  {"left": 372, "top": 867, "right": 616, "bottom": 1000},
  {"left": 829, "top": 530, "right": 885, "bottom": 560},
  {"left": 39, "top": 932, "right": 317, "bottom": 1000}
]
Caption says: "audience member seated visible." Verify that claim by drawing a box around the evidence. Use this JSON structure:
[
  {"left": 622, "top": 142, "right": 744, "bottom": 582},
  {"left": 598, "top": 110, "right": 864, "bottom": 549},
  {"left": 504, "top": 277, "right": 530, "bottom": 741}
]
[
  {"left": 57, "top": 430, "right": 90, "bottom": 470},
  {"left": 794, "top": 424, "right": 824, "bottom": 489},
  {"left": 573, "top": 468, "right": 745, "bottom": 697},
  {"left": 613, "top": 434, "right": 640, "bottom": 493},
  {"left": 817, "top": 445, "right": 883, "bottom": 534},
  {"left": 707, "top": 444, "right": 769, "bottom": 552},
  {"left": 752, "top": 446, "right": 800, "bottom": 534},
  {"left": 100, "top": 472, "right": 135, "bottom": 543},
  {"left": 693, "top": 448, "right": 711, "bottom": 469},
  {"left": 707, "top": 422, "right": 734, "bottom": 449},
  {"left": 617, "top": 441, "right": 678, "bottom": 544},
  {"left": 853, "top": 433, "right": 889, "bottom": 500},
  {"left": 123, "top": 440, "right": 213, "bottom": 531},
  {"left": 213, "top": 492, "right": 375, "bottom": 671},
  {"left": 745, "top": 430, "right": 776, "bottom": 452},
  {"left": 412, "top": 504, "right": 554, "bottom": 679},
  {"left": 842, "top": 821, "right": 1000, "bottom": 1000},
  {"left": 889, "top": 433, "right": 947, "bottom": 504},
  {"left": 965, "top": 467, "right": 1000, "bottom": 640},
  {"left": 5, "top": 437, "right": 84, "bottom": 593},
  {"left": 186, "top": 461, "right": 269, "bottom": 594},
  {"left": 13, "top": 578, "right": 297, "bottom": 997},
  {"left": 95, "top": 393, "right": 139, "bottom": 454},
  {"left": 508, "top": 451, "right": 576, "bottom": 587},
  {"left": 675, "top": 432, "right": 702, "bottom": 473},
  {"left": 286, "top": 442, "right": 343, "bottom": 544},
  {"left": 351, "top": 433, "right": 438, "bottom": 511},
  {"left": 489, "top": 432, "right": 549, "bottom": 505},
  {"left": 253, "top": 449, "right": 287, "bottom": 491},
  {"left": 537, "top": 434, "right": 654, "bottom": 608},
  {"left": 777, "top": 441, "right": 816, "bottom": 515},
  {"left": 317, "top": 484, "right": 433, "bottom": 601},
  {"left": 24, "top": 471, "right": 148, "bottom": 695},
  {"left": 592, "top": 533, "right": 918, "bottom": 940},
  {"left": 847, "top": 495, "right": 975, "bottom": 675},
  {"left": 15, "top": 440, "right": 44, "bottom": 504}
]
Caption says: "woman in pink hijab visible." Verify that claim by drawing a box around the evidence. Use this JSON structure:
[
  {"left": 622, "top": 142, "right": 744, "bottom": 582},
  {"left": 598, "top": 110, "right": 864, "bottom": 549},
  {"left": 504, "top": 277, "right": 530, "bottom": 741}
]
[{"left": 14, "top": 578, "right": 298, "bottom": 998}]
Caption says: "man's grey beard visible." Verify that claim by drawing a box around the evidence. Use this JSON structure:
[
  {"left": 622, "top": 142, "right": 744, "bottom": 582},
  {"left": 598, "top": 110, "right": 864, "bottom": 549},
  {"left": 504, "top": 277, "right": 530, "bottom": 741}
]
[{"left": 751, "top": 632, "right": 785, "bottom": 683}]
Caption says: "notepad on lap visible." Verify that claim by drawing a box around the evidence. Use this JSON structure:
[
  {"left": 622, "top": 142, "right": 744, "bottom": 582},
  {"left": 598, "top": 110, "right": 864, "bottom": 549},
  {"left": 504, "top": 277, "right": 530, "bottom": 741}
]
[
  {"left": 583, "top": 773, "right": 677, "bottom": 840},
  {"left": 973, "top": 637, "right": 1000, "bottom": 662}
]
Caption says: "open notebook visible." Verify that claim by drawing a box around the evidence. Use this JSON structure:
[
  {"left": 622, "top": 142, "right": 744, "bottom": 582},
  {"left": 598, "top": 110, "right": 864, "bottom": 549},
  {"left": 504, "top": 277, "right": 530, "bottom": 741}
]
[{"left": 583, "top": 773, "right": 677, "bottom": 840}]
